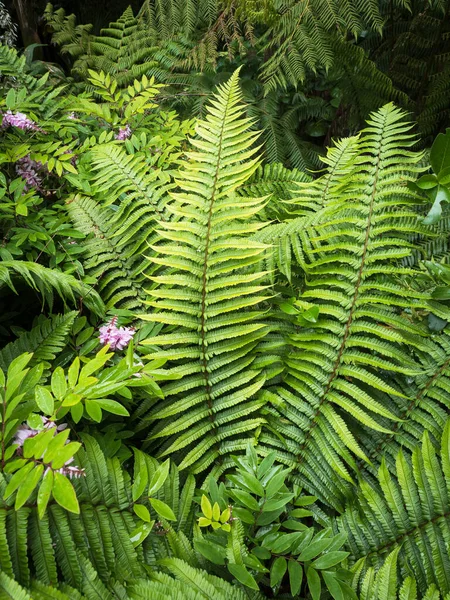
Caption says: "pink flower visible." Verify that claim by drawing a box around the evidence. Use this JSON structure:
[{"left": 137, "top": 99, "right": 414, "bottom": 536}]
[
  {"left": 13, "top": 416, "right": 66, "bottom": 447},
  {"left": 2, "top": 110, "right": 43, "bottom": 132},
  {"left": 114, "top": 125, "right": 131, "bottom": 140},
  {"left": 99, "top": 317, "right": 135, "bottom": 351},
  {"left": 15, "top": 155, "right": 44, "bottom": 191}
]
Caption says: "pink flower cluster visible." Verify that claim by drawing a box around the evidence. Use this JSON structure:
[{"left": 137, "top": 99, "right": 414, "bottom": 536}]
[
  {"left": 115, "top": 125, "right": 132, "bottom": 140},
  {"left": 13, "top": 417, "right": 85, "bottom": 479},
  {"left": 2, "top": 110, "right": 42, "bottom": 132},
  {"left": 99, "top": 317, "right": 135, "bottom": 351},
  {"left": 15, "top": 155, "right": 44, "bottom": 191}
]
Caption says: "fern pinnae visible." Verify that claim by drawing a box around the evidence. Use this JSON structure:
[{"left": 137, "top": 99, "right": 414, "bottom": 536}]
[
  {"left": 259, "top": 104, "right": 436, "bottom": 501},
  {"left": 141, "top": 70, "right": 273, "bottom": 472}
]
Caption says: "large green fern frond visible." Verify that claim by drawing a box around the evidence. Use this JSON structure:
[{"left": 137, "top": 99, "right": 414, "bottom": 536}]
[
  {"left": 339, "top": 419, "right": 450, "bottom": 596},
  {"left": 0, "top": 261, "right": 103, "bottom": 315},
  {"left": 0, "top": 312, "right": 78, "bottom": 371},
  {"left": 140, "top": 70, "right": 272, "bottom": 474},
  {"left": 258, "top": 104, "right": 440, "bottom": 505}
]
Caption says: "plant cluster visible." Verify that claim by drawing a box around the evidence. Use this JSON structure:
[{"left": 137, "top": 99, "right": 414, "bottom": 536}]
[{"left": 1, "top": 7, "right": 450, "bottom": 598}]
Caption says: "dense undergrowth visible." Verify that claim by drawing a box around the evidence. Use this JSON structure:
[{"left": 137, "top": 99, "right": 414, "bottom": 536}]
[{"left": 1, "top": 0, "right": 450, "bottom": 598}]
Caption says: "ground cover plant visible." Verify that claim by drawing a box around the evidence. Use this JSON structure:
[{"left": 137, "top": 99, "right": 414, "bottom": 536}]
[{"left": 1, "top": 0, "right": 450, "bottom": 598}]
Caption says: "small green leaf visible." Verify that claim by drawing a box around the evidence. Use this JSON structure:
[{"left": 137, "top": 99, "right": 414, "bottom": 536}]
[
  {"left": 85, "top": 400, "right": 102, "bottom": 422},
  {"left": 149, "top": 498, "right": 176, "bottom": 521},
  {"left": 148, "top": 458, "right": 170, "bottom": 496},
  {"left": 228, "top": 563, "right": 259, "bottom": 590},
  {"left": 212, "top": 502, "right": 220, "bottom": 521},
  {"left": 306, "top": 566, "right": 321, "bottom": 600},
  {"left": 68, "top": 357, "right": 80, "bottom": 388},
  {"left": 133, "top": 504, "right": 151, "bottom": 522},
  {"left": 37, "top": 468, "right": 53, "bottom": 519},
  {"left": 270, "top": 557, "right": 287, "bottom": 588},
  {"left": 35, "top": 386, "right": 54, "bottom": 416},
  {"left": 53, "top": 472, "right": 80, "bottom": 514},
  {"left": 15, "top": 464, "right": 44, "bottom": 509},
  {"left": 312, "top": 551, "right": 349, "bottom": 569},
  {"left": 4, "top": 462, "right": 34, "bottom": 499},
  {"left": 201, "top": 494, "right": 213, "bottom": 519},
  {"left": 288, "top": 560, "right": 303, "bottom": 596},
  {"left": 51, "top": 367, "right": 67, "bottom": 400}
]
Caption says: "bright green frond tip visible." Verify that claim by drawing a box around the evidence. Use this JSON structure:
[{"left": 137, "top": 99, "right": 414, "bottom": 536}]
[{"left": 141, "top": 70, "right": 273, "bottom": 473}]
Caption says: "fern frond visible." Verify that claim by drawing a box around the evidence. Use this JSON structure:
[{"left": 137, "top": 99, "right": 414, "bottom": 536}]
[
  {"left": 340, "top": 419, "right": 450, "bottom": 596},
  {"left": 140, "top": 70, "right": 272, "bottom": 473},
  {"left": 0, "top": 261, "right": 103, "bottom": 315},
  {"left": 258, "top": 104, "right": 436, "bottom": 504},
  {"left": 0, "top": 312, "right": 77, "bottom": 371}
]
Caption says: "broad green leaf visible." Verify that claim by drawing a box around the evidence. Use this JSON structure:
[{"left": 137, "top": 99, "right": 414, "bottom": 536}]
[
  {"left": 35, "top": 386, "right": 54, "bottom": 416},
  {"left": 270, "top": 557, "right": 287, "bottom": 587},
  {"left": 229, "top": 489, "right": 260, "bottom": 511},
  {"left": 228, "top": 563, "right": 259, "bottom": 590},
  {"left": 201, "top": 494, "right": 213, "bottom": 519},
  {"left": 430, "top": 129, "right": 450, "bottom": 174},
  {"left": 130, "top": 523, "right": 153, "bottom": 547},
  {"left": 50, "top": 442, "right": 81, "bottom": 469},
  {"left": 132, "top": 449, "right": 149, "bottom": 501},
  {"left": 15, "top": 464, "right": 44, "bottom": 509},
  {"left": 195, "top": 539, "right": 226, "bottom": 565},
  {"left": 288, "top": 560, "right": 303, "bottom": 596},
  {"left": 306, "top": 566, "right": 321, "bottom": 600},
  {"left": 150, "top": 498, "right": 176, "bottom": 520},
  {"left": 133, "top": 504, "right": 152, "bottom": 522},
  {"left": 85, "top": 400, "right": 102, "bottom": 422},
  {"left": 53, "top": 472, "right": 80, "bottom": 513},
  {"left": 148, "top": 458, "right": 170, "bottom": 496},
  {"left": 312, "top": 551, "right": 349, "bottom": 569},
  {"left": 37, "top": 468, "right": 54, "bottom": 519}
]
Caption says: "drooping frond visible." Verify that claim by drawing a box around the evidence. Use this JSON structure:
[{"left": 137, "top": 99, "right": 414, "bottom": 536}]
[
  {"left": 258, "top": 104, "right": 441, "bottom": 506},
  {"left": 0, "top": 261, "right": 104, "bottom": 315},
  {"left": 339, "top": 420, "right": 450, "bottom": 596},
  {"left": 354, "top": 548, "right": 449, "bottom": 600},
  {"left": 140, "top": 70, "right": 272, "bottom": 473},
  {"left": 0, "top": 312, "right": 78, "bottom": 371}
]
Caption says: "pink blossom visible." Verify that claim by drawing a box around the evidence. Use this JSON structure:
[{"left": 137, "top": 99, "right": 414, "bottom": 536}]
[
  {"left": 114, "top": 125, "right": 131, "bottom": 140},
  {"left": 99, "top": 317, "right": 135, "bottom": 351},
  {"left": 2, "top": 110, "right": 42, "bottom": 132},
  {"left": 15, "top": 155, "right": 44, "bottom": 191},
  {"left": 13, "top": 416, "right": 66, "bottom": 447},
  {"left": 56, "top": 465, "right": 86, "bottom": 479}
]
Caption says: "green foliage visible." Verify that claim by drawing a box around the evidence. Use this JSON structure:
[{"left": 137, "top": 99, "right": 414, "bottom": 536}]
[
  {"left": 140, "top": 70, "right": 273, "bottom": 473},
  {"left": 196, "top": 444, "right": 356, "bottom": 598},
  {"left": 340, "top": 420, "right": 450, "bottom": 597}
]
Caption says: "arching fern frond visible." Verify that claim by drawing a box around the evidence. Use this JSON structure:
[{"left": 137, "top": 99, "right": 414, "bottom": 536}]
[
  {"left": 354, "top": 548, "right": 448, "bottom": 600},
  {"left": 339, "top": 419, "right": 450, "bottom": 597},
  {"left": 140, "top": 70, "right": 272, "bottom": 474},
  {"left": 0, "top": 312, "right": 78, "bottom": 371},
  {"left": 0, "top": 261, "right": 103, "bottom": 315},
  {"left": 258, "top": 104, "right": 438, "bottom": 503}
]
